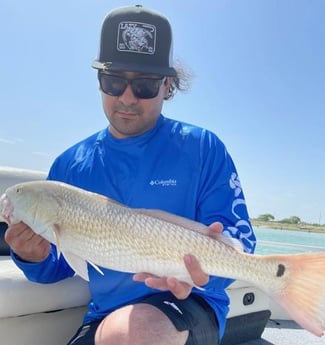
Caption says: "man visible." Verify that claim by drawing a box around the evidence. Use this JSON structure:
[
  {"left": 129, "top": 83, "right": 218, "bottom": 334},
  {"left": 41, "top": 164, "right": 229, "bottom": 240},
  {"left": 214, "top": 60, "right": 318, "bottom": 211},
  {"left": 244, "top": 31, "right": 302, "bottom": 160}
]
[{"left": 5, "top": 5, "right": 256, "bottom": 345}]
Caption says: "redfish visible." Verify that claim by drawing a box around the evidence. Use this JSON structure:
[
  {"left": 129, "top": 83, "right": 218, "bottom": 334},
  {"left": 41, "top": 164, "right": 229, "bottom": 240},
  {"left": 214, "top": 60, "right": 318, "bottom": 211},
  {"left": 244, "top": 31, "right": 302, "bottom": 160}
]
[{"left": 1, "top": 180, "right": 324, "bottom": 336}]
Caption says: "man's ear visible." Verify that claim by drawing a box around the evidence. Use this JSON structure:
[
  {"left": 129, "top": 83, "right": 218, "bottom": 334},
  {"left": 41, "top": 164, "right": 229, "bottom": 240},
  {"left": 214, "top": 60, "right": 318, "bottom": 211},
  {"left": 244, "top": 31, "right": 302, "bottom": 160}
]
[{"left": 164, "top": 77, "right": 173, "bottom": 100}]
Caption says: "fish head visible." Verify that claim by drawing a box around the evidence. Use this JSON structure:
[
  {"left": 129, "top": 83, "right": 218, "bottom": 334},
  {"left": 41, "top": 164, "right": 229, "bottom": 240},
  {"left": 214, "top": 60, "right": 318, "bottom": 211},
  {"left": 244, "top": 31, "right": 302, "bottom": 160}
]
[{"left": 0, "top": 181, "right": 61, "bottom": 240}]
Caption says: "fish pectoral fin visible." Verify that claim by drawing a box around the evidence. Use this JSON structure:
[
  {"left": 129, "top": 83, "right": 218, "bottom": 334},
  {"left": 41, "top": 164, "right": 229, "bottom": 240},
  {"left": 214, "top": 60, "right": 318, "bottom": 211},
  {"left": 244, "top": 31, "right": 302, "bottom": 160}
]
[
  {"left": 53, "top": 224, "right": 61, "bottom": 259},
  {"left": 62, "top": 251, "right": 90, "bottom": 281}
]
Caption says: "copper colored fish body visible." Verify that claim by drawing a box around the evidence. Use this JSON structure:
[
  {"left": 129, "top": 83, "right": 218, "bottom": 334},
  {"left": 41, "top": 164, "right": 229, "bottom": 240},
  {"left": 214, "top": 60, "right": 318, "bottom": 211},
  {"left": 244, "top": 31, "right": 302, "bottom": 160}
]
[{"left": 1, "top": 181, "right": 325, "bottom": 337}]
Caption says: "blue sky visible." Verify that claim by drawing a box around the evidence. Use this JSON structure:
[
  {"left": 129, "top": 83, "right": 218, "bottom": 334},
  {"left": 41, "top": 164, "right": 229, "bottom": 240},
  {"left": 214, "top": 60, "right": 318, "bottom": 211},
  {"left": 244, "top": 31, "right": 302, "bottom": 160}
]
[{"left": 1, "top": 0, "right": 324, "bottom": 224}]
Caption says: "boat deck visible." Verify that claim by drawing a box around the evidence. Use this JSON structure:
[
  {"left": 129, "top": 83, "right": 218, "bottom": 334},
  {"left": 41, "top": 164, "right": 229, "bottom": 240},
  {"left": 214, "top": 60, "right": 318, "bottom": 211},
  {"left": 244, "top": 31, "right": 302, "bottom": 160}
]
[{"left": 239, "top": 319, "right": 324, "bottom": 345}]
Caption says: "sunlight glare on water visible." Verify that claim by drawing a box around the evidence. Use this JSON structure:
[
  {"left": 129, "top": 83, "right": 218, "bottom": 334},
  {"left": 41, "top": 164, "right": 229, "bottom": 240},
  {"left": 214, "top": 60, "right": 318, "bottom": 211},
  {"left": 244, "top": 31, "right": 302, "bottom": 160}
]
[{"left": 253, "top": 227, "right": 325, "bottom": 255}]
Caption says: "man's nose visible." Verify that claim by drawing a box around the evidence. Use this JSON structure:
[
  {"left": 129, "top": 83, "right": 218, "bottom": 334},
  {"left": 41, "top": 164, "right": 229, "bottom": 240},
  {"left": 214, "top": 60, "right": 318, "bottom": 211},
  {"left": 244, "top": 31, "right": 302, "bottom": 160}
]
[{"left": 118, "top": 84, "right": 138, "bottom": 105}]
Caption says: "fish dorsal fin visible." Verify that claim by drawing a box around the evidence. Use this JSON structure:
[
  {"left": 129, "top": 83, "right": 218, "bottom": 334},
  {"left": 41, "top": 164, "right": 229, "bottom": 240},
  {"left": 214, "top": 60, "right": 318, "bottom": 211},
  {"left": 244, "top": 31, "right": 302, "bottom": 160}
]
[
  {"left": 213, "top": 232, "right": 244, "bottom": 252},
  {"left": 137, "top": 209, "right": 210, "bottom": 235},
  {"left": 137, "top": 209, "right": 243, "bottom": 252},
  {"left": 88, "top": 190, "right": 126, "bottom": 207}
]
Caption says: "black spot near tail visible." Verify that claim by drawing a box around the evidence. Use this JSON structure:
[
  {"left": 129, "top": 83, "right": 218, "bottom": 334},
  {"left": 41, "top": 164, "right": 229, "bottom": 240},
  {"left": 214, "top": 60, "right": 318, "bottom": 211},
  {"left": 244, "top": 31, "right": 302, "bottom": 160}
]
[{"left": 276, "top": 264, "right": 286, "bottom": 277}]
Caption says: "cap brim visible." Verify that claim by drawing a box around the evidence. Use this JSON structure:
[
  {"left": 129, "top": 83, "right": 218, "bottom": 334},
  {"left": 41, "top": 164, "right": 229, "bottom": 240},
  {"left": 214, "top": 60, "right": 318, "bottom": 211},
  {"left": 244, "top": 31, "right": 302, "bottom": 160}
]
[{"left": 92, "top": 60, "right": 177, "bottom": 77}]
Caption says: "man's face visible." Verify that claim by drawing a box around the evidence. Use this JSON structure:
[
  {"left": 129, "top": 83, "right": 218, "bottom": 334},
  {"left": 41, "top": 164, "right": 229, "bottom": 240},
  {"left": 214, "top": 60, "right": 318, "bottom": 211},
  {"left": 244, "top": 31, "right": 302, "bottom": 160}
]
[{"left": 99, "top": 71, "right": 171, "bottom": 139}]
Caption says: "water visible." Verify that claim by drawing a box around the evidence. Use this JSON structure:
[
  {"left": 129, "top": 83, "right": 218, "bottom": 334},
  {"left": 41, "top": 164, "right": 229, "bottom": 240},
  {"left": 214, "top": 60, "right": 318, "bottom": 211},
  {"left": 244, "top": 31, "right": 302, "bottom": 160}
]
[{"left": 253, "top": 227, "right": 325, "bottom": 255}]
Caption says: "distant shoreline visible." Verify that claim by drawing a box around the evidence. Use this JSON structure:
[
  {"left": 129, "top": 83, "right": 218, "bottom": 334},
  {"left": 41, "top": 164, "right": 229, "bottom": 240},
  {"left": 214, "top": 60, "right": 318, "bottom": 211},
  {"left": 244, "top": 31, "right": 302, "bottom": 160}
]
[{"left": 251, "top": 219, "right": 325, "bottom": 234}]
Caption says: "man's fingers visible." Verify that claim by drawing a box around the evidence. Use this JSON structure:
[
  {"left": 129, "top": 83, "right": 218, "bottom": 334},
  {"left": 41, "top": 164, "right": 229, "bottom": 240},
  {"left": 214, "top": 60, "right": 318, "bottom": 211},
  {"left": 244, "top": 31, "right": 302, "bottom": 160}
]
[
  {"left": 184, "top": 254, "right": 209, "bottom": 287},
  {"left": 133, "top": 273, "right": 169, "bottom": 291},
  {"left": 166, "top": 277, "right": 192, "bottom": 300},
  {"left": 5, "top": 222, "right": 51, "bottom": 262},
  {"left": 208, "top": 221, "right": 223, "bottom": 235},
  {"left": 133, "top": 272, "right": 155, "bottom": 282},
  {"left": 133, "top": 273, "right": 193, "bottom": 299}
]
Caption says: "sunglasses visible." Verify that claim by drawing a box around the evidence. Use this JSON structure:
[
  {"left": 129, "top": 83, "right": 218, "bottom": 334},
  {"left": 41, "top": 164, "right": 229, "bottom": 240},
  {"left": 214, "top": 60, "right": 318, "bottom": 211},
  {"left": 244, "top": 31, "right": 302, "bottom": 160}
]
[{"left": 98, "top": 73, "right": 167, "bottom": 99}]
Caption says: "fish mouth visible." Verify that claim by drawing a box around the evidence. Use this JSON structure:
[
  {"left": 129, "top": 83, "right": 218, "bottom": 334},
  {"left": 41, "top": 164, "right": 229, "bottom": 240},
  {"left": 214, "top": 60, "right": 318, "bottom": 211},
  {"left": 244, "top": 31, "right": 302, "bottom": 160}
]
[{"left": 0, "top": 193, "right": 14, "bottom": 224}]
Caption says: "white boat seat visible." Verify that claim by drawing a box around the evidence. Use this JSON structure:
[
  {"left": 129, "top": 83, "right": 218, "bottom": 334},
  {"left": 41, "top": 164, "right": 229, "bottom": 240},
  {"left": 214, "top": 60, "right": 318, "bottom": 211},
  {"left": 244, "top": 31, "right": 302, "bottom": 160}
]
[{"left": 0, "top": 258, "right": 90, "bottom": 318}]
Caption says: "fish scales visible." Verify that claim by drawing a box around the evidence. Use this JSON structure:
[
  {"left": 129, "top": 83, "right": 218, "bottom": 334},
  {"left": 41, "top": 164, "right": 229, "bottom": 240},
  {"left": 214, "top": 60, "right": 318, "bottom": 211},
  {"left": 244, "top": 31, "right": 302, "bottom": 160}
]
[
  {"left": 1, "top": 180, "right": 325, "bottom": 337},
  {"left": 2, "top": 181, "right": 275, "bottom": 285},
  {"left": 53, "top": 184, "right": 264, "bottom": 284}
]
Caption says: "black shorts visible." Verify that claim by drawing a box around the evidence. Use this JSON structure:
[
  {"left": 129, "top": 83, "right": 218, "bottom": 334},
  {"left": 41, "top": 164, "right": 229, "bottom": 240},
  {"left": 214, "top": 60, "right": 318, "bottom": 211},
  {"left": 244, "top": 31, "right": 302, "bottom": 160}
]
[{"left": 67, "top": 292, "right": 219, "bottom": 345}]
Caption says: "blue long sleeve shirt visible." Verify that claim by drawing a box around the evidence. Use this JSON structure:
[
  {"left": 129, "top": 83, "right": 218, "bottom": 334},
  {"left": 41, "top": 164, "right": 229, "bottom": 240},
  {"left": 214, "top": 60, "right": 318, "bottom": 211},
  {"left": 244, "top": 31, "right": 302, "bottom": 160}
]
[{"left": 12, "top": 115, "right": 256, "bottom": 339}]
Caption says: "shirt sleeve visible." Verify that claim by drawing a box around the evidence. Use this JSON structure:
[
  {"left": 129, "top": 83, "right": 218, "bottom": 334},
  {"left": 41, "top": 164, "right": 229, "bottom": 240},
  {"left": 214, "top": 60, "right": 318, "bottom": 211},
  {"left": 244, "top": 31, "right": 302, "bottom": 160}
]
[{"left": 196, "top": 130, "right": 256, "bottom": 254}]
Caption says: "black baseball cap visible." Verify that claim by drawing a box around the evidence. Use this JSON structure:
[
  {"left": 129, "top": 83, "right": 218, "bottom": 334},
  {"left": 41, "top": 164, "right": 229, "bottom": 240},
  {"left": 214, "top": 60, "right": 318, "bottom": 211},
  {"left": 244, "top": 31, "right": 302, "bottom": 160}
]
[{"left": 92, "top": 5, "right": 177, "bottom": 77}]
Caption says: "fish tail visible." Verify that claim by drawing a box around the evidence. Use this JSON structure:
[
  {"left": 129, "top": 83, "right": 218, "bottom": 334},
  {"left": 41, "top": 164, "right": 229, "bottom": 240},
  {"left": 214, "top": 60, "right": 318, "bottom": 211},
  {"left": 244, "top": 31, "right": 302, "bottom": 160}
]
[{"left": 270, "top": 252, "right": 325, "bottom": 337}]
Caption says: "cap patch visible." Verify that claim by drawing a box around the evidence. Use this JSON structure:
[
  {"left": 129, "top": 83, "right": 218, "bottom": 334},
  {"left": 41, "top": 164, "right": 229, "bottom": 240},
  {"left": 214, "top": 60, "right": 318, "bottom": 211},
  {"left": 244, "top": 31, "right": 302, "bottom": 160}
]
[{"left": 117, "top": 21, "right": 156, "bottom": 55}]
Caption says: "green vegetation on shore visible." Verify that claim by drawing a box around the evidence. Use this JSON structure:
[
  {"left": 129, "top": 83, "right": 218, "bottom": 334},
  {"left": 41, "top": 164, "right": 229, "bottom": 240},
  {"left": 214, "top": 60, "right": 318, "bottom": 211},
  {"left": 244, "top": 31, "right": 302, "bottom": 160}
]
[
  {"left": 251, "top": 219, "right": 325, "bottom": 234},
  {"left": 250, "top": 213, "right": 325, "bottom": 233}
]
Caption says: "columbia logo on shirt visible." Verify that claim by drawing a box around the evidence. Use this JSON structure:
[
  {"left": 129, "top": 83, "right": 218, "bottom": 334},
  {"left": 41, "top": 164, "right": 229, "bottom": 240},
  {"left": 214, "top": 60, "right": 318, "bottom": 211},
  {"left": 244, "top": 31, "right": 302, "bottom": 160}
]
[{"left": 149, "top": 179, "right": 177, "bottom": 187}]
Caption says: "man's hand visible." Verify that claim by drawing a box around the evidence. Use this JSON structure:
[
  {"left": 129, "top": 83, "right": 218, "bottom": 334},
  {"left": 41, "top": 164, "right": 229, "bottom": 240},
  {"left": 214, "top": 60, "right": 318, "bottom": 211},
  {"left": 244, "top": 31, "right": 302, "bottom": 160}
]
[
  {"left": 5, "top": 222, "right": 51, "bottom": 262},
  {"left": 133, "top": 221, "right": 223, "bottom": 299}
]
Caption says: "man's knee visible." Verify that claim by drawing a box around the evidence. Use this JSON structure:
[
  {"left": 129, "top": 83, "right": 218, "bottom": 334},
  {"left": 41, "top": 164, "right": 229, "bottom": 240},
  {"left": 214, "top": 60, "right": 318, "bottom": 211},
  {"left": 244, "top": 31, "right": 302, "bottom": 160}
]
[{"left": 95, "top": 303, "right": 188, "bottom": 345}]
